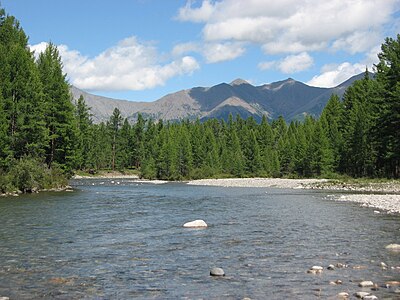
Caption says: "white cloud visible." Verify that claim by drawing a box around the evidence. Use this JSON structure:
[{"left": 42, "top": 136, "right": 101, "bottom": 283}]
[
  {"left": 307, "top": 44, "right": 381, "bottom": 87},
  {"left": 258, "top": 52, "right": 313, "bottom": 73},
  {"left": 178, "top": 0, "right": 398, "bottom": 54},
  {"left": 172, "top": 41, "right": 245, "bottom": 63},
  {"left": 177, "top": 0, "right": 215, "bottom": 23},
  {"left": 172, "top": 42, "right": 200, "bottom": 57},
  {"left": 30, "top": 37, "right": 200, "bottom": 91},
  {"left": 307, "top": 62, "right": 365, "bottom": 87},
  {"left": 258, "top": 61, "right": 276, "bottom": 71},
  {"left": 278, "top": 52, "right": 314, "bottom": 73},
  {"left": 203, "top": 42, "right": 246, "bottom": 63},
  {"left": 29, "top": 42, "right": 48, "bottom": 59}
]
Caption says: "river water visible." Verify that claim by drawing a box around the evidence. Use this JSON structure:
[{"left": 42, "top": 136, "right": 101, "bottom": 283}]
[{"left": 0, "top": 179, "right": 399, "bottom": 299}]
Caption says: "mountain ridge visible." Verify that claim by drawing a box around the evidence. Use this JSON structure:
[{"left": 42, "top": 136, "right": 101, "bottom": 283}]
[{"left": 70, "top": 73, "right": 368, "bottom": 123}]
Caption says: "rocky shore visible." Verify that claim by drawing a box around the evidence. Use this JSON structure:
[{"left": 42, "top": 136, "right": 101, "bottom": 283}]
[
  {"left": 188, "top": 178, "right": 400, "bottom": 214},
  {"left": 187, "top": 177, "right": 329, "bottom": 188}
]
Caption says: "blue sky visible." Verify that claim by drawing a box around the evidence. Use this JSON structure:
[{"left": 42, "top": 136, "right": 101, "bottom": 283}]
[{"left": 2, "top": 0, "right": 400, "bottom": 102}]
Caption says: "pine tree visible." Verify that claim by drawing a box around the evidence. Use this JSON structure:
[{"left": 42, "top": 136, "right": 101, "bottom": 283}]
[
  {"left": 0, "top": 11, "right": 47, "bottom": 159},
  {"left": 74, "top": 95, "right": 93, "bottom": 169},
  {"left": 374, "top": 34, "right": 400, "bottom": 177},
  {"left": 108, "top": 108, "right": 123, "bottom": 170},
  {"left": 320, "top": 94, "right": 343, "bottom": 171},
  {"left": 37, "top": 43, "right": 76, "bottom": 171}
]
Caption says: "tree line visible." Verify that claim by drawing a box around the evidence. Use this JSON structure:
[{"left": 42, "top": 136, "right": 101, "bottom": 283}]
[{"left": 0, "top": 6, "right": 399, "bottom": 192}]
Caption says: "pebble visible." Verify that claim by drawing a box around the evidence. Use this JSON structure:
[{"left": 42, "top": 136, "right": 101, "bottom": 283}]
[
  {"left": 210, "top": 267, "right": 225, "bottom": 276},
  {"left": 327, "top": 264, "right": 335, "bottom": 270},
  {"left": 336, "top": 263, "right": 348, "bottom": 268},
  {"left": 183, "top": 220, "right": 208, "bottom": 228},
  {"left": 385, "top": 244, "right": 400, "bottom": 250},
  {"left": 380, "top": 262, "right": 388, "bottom": 269},
  {"left": 307, "top": 266, "right": 323, "bottom": 274},
  {"left": 363, "top": 296, "right": 378, "bottom": 300},
  {"left": 337, "top": 292, "right": 349, "bottom": 298},
  {"left": 355, "top": 291, "right": 370, "bottom": 298},
  {"left": 385, "top": 281, "right": 400, "bottom": 286},
  {"left": 359, "top": 280, "right": 374, "bottom": 287}
]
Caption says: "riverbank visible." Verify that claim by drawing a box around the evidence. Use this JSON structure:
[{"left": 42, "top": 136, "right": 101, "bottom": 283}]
[
  {"left": 0, "top": 185, "right": 73, "bottom": 197},
  {"left": 187, "top": 177, "right": 329, "bottom": 189},
  {"left": 188, "top": 178, "right": 400, "bottom": 214},
  {"left": 72, "top": 170, "right": 140, "bottom": 179}
]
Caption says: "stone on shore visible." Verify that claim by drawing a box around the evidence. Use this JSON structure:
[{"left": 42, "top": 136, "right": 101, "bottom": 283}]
[
  {"left": 359, "top": 280, "right": 374, "bottom": 287},
  {"left": 210, "top": 267, "right": 225, "bottom": 276},
  {"left": 183, "top": 220, "right": 208, "bottom": 228}
]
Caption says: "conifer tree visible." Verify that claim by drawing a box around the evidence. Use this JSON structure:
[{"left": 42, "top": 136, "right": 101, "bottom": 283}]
[
  {"left": 374, "top": 34, "right": 400, "bottom": 177},
  {"left": 74, "top": 95, "right": 93, "bottom": 169},
  {"left": 37, "top": 43, "right": 76, "bottom": 171},
  {"left": 0, "top": 10, "right": 47, "bottom": 159},
  {"left": 108, "top": 108, "right": 123, "bottom": 170}
]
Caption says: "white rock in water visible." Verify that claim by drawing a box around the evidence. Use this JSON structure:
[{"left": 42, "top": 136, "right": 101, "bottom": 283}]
[
  {"left": 327, "top": 264, "right": 335, "bottom": 270},
  {"left": 359, "top": 280, "right": 374, "bottom": 287},
  {"left": 0, "top": 297, "right": 9, "bottom": 300},
  {"left": 355, "top": 291, "right": 370, "bottom": 298},
  {"left": 210, "top": 267, "right": 225, "bottom": 276},
  {"left": 386, "top": 244, "right": 400, "bottom": 250},
  {"left": 337, "top": 292, "right": 349, "bottom": 298},
  {"left": 363, "top": 296, "right": 378, "bottom": 300},
  {"left": 311, "top": 266, "right": 323, "bottom": 271},
  {"left": 183, "top": 220, "right": 208, "bottom": 228}
]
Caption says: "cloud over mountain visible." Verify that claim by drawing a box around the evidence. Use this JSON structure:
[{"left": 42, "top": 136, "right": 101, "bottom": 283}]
[{"left": 30, "top": 37, "right": 199, "bottom": 92}]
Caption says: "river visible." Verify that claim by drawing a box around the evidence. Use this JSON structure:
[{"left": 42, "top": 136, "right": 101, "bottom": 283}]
[{"left": 0, "top": 179, "right": 399, "bottom": 299}]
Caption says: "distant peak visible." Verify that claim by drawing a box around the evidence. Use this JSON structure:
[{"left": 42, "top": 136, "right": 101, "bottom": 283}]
[{"left": 230, "top": 78, "right": 250, "bottom": 86}]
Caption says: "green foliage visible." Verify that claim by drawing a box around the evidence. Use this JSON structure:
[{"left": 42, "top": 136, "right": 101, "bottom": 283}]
[{"left": 1, "top": 2, "right": 399, "bottom": 192}]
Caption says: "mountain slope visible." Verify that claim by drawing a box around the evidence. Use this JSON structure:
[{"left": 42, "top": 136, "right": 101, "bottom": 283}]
[{"left": 71, "top": 73, "right": 366, "bottom": 123}]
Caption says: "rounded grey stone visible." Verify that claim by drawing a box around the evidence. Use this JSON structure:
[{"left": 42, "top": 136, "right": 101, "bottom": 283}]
[{"left": 210, "top": 267, "right": 225, "bottom": 276}]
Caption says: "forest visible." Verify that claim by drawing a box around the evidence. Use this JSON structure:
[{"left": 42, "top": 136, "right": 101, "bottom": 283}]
[{"left": 0, "top": 6, "right": 399, "bottom": 193}]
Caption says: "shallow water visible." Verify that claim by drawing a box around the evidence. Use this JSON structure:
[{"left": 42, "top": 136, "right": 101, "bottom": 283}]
[{"left": 0, "top": 179, "right": 399, "bottom": 299}]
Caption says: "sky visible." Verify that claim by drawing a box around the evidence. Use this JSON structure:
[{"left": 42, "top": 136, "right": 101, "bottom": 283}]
[{"left": 2, "top": 0, "right": 400, "bottom": 102}]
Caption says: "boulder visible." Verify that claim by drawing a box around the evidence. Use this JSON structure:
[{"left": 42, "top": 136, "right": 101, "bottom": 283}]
[
  {"left": 183, "top": 220, "right": 208, "bottom": 228},
  {"left": 210, "top": 267, "right": 225, "bottom": 276}
]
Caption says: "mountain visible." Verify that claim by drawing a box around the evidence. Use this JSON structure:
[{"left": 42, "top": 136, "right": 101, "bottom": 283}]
[{"left": 70, "top": 73, "right": 368, "bottom": 123}]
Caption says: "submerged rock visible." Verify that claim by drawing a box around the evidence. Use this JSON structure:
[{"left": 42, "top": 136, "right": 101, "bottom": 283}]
[
  {"left": 183, "top": 220, "right": 208, "bottom": 228},
  {"left": 210, "top": 267, "right": 225, "bottom": 276}
]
